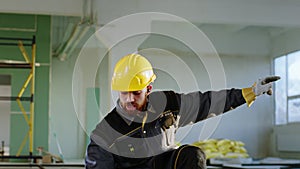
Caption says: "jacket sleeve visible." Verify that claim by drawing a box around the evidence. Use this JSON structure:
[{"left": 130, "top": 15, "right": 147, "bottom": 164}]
[
  {"left": 85, "top": 139, "right": 115, "bottom": 169},
  {"left": 178, "top": 88, "right": 246, "bottom": 126}
]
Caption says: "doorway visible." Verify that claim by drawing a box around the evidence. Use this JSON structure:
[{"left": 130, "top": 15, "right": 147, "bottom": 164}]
[{"left": 0, "top": 74, "right": 11, "bottom": 155}]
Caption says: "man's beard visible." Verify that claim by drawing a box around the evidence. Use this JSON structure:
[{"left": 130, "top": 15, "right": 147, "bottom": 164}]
[
  {"left": 122, "top": 100, "right": 147, "bottom": 116},
  {"left": 123, "top": 102, "right": 139, "bottom": 116}
]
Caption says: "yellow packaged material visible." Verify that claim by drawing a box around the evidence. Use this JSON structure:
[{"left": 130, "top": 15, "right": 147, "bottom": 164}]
[
  {"left": 216, "top": 139, "right": 231, "bottom": 147},
  {"left": 206, "top": 152, "right": 224, "bottom": 159},
  {"left": 192, "top": 139, "right": 249, "bottom": 159}
]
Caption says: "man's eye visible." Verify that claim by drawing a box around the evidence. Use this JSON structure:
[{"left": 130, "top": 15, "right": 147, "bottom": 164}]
[
  {"left": 132, "top": 91, "right": 142, "bottom": 95},
  {"left": 120, "top": 91, "right": 141, "bottom": 95}
]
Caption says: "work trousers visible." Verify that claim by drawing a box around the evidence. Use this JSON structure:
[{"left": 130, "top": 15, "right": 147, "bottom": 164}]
[
  {"left": 150, "top": 145, "right": 206, "bottom": 169},
  {"left": 86, "top": 143, "right": 206, "bottom": 169}
]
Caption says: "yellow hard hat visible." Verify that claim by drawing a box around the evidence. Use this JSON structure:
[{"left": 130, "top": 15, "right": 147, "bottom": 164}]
[{"left": 111, "top": 54, "right": 156, "bottom": 91}]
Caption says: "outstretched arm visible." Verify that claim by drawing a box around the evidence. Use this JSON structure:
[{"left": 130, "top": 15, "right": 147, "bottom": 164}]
[{"left": 178, "top": 76, "right": 280, "bottom": 126}]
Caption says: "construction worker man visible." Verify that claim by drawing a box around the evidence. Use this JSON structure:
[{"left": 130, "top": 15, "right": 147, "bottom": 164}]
[{"left": 85, "top": 53, "right": 280, "bottom": 169}]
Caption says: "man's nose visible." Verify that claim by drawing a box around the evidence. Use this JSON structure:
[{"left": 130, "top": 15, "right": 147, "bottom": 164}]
[{"left": 125, "top": 92, "right": 134, "bottom": 102}]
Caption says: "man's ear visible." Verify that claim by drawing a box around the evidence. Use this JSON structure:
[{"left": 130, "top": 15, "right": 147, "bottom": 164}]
[{"left": 147, "top": 85, "right": 153, "bottom": 93}]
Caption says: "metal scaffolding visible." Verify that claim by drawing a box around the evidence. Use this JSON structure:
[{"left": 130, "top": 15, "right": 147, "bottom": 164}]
[{"left": 0, "top": 36, "right": 37, "bottom": 159}]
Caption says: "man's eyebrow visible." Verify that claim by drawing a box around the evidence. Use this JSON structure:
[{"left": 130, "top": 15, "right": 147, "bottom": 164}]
[
  {"left": 120, "top": 91, "right": 142, "bottom": 94},
  {"left": 132, "top": 91, "right": 142, "bottom": 95}
]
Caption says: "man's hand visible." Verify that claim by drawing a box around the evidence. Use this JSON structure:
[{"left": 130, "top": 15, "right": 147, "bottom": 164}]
[{"left": 253, "top": 76, "right": 281, "bottom": 96}]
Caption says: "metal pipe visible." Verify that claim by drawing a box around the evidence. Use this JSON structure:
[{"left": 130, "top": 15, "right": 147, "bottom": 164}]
[
  {"left": 58, "top": 24, "right": 82, "bottom": 61},
  {"left": 29, "top": 36, "right": 36, "bottom": 155},
  {"left": 66, "top": 25, "right": 91, "bottom": 59},
  {"left": 53, "top": 23, "right": 76, "bottom": 56}
]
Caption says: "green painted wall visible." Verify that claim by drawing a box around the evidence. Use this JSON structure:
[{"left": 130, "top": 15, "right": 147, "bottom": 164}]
[
  {"left": 0, "top": 13, "right": 50, "bottom": 156},
  {"left": 86, "top": 87, "right": 100, "bottom": 145}
]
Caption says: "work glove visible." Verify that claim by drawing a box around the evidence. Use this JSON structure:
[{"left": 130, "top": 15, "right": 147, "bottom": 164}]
[
  {"left": 243, "top": 76, "right": 280, "bottom": 107},
  {"left": 252, "top": 76, "right": 281, "bottom": 96}
]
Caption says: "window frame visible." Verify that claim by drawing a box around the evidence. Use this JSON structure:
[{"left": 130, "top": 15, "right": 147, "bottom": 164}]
[{"left": 274, "top": 50, "right": 300, "bottom": 125}]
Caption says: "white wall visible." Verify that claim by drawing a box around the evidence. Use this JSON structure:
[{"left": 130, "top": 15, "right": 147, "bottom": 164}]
[
  {"left": 50, "top": 55, "right": 86, "bottom": 159},
  {"left": 272, "top": 29, "right": 300, "bottom": 57},
  {"left": 50, "top": 36, "right": 110, "bottom": 159},
  {"left": 270, "top": 124, "right": 300, "bottom": 159}
]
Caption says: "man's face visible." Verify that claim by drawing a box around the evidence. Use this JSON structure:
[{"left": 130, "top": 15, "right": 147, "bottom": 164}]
[{"left": 119, "top": 86, "right": 151, "bottom": 116}]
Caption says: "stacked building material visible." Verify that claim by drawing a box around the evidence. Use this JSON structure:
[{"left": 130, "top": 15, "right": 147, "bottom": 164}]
[{"left": 192, "top": 139, "right": 249, "bottom": 159}]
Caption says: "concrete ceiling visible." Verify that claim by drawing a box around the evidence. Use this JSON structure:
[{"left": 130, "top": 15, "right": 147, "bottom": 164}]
[
  {"left": 1, "top": 0, "right": 300, "bottom": 28},
  {"left": 2, "top": 0, "right": 299, "bottom": 56}
]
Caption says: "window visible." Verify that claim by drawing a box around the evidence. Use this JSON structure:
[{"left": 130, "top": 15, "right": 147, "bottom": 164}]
[{"left": 274, "top": 50, "right": 300, "bottom": 125}]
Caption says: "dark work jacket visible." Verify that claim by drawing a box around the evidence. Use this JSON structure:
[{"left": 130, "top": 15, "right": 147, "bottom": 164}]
[{"left": 86, "top": 89, "right": 246, "bottom": 169}]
